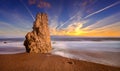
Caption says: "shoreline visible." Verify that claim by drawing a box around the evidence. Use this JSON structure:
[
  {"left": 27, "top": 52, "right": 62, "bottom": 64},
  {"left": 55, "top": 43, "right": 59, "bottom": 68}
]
[{"left": 0, "top": 53, "right": 120, "bottom": 71}]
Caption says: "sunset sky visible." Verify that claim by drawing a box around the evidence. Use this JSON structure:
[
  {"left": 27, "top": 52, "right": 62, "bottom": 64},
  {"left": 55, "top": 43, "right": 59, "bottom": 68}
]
[{"left": 0, "top": 0, "right": 120, "bottom": 37}]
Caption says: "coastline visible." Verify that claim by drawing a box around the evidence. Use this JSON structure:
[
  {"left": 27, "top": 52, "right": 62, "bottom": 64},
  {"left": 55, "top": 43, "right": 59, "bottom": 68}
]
[{"left": 0, "top": 53, "right": 120, "bottom": 71}]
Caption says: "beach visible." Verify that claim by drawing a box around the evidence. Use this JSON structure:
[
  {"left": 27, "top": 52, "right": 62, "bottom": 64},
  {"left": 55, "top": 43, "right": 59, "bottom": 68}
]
[
  {"left": 0, "top": 37, "right": 120, "bottom": 71},
  {"left": 0, "top": 53, "right": 120, "bottom": 71}
]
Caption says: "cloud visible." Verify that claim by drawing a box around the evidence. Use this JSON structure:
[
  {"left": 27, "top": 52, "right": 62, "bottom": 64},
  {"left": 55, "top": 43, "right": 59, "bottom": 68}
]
[
  {"left": 57, "top": 0, "right": 96, "bottom": 29},
  {"left": 0, "top": 21, "right": 28, "bottom": 37},
  {"left": 0, "top": 22, "right": 16, "bottom": 30},
  {"left": 84, "top": 1, "right": 120, "bottom": 19},
  {"left": 81, "top": 0, "right": 94, "bottom": 6},
  {"left": 37, "top": 1, "right": 51, "bottom": 8},
  {"left": 28, "top": 0, "right": 51, "bottom": 8},
  {"left": 21, "top": 0, "right": 35, "bottom": 20},
  {"left": 93, "top": 22, "right": 120, "bottom": 32},
  {"left": 28, "top": 0, "right": 36, "bottom": 5},
  {"left": 0, "top": 8, "right": 33, "bottom": 37},
  {"left": 0, "top": 8, "right": 33, "bottom": 29},
  {"left": 84, "top": 22, "right": 120, "bottom": 37},
  {"left": 50, "top": 13, "right": 120, "bottom": 37},
  {"left": 57, "top": 11, "right": 82, "bottom": 29},
  {"left": 50, "top": 21, "right": 87, "bottom": 36},
  {"left": 83, "top": 12, "right": 120, "bottom": 30}
]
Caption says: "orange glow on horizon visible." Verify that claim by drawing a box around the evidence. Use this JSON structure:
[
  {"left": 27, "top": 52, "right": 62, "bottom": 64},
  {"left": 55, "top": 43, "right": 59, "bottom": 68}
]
[{"left": 50, "top": 22, "right": 120, "bottom": 37}]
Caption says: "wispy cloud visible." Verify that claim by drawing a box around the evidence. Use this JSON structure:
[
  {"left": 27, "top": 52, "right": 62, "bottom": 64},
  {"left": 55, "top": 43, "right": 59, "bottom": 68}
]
[
  {"left": 0, "top": 22, "right": 17, "bottom": 30},
  {"left": 50, "top": 21, "right": 87, "bottom": 36},
  {"left": 0, "top": 9, "right": 33, "bottom": 29},
  {"left": 0, "top": 21, "right": 28, "bottom": 37},
  {"left": 84, "top": 1, "right": 120, "bottom": 19},
  {"left": 81, "top": 0, "right": 95, "bottom": 7},
  {"left": 83, "top": 12, "right": 120, "bottom": 30},
  {"left": 28, "top": 0, "right": 51, "bottom": 8},
  {"left": 50, "top": 12, "right": 120, "bottom": 37},
  {"left": 57, "top": 0, "right": 96, "bottom": 29},
  {"left": 93, "top": 22, "right": 120, "bottom": 32},
  {"left": 0, "top": 8, "right": 33, "bottom": 37},
  {"left": 20, "top": 0, "right": 35, "bottom": 21},
  {"left": 28, "top": 0, "right": 36, "bottom": 5},
  {"left": 57, "top": 11, "right": 82, "bottom": 29},
  {"left": 84, "top": 22, "right": 120, "bottom": 37},
  {"left": 37, "top": 0, "right": 51, "bottom": 8}
]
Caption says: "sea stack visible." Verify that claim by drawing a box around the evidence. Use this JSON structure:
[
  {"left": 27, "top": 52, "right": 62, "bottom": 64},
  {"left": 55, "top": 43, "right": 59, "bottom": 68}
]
[{"left": 24, "top": 13, "right": 52, "bottom": 53}]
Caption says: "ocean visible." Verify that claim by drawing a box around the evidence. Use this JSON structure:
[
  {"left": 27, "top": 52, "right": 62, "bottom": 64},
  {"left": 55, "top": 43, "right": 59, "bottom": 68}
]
[{"left": 0, "top": 36, "right": 120, "bottom": 67}]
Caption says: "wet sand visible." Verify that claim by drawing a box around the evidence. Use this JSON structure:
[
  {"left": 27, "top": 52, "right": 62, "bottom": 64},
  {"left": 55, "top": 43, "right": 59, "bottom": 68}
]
[{"left": 0, "top": 53, "right": 120, "bottom": 71}]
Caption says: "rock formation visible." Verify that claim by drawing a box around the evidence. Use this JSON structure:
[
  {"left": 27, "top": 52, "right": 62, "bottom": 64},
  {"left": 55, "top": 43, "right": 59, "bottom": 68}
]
[{"left": 24, "top": 13, "right": 52, "bottom": 53}]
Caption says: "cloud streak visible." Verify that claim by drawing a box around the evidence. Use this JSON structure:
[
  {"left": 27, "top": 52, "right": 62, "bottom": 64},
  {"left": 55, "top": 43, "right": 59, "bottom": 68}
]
[
  {"left": 0, "top": 8, "right": 33, "bottom": 37},
  {"left": 83, "top": 12, "right": 120, "bottom": 30},
  {"left": 20, "top": 0, "right": 35, "bottom": 21},
  {"left": 29, "top": 0, "right": 36, "bottom": 5},
  {"left": 28, "top": 0, "right": 51, "bottom": 8},
  {"left": 50, "top": 21, "right": 87, "bottom": 36},
  {"left": 84, "top": 1, "right": 120, "bottom": 19},
  {"left": 37, "top": 0, "right": 51, "bottom": 8},
  {"left": 85, "top": 22, "right": 120, "bottom": 37},
  {"left": 57, "top": 11, "right": 82, "bottom": 29},
  {"left": 50, "top": 12, "right": 120, "bottom": 37},
  {"left": 0, "top": 21, "right": 27, "bottom": 36},
  {"left": 57, "top": 0, "right": 96, "bottom": 29}
]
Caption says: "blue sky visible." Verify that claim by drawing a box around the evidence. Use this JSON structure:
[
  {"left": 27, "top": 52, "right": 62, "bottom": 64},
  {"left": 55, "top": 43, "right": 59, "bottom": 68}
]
[{"left": 0, "top": 0, "right": 120, "bottom": 37}]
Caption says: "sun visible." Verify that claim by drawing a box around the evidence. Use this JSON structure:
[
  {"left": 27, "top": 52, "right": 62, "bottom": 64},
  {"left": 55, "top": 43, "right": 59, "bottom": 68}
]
[
  {"left": 66, "top": 29, "right": 85, "bottom": 36},
  {"left": 69, "top": 23, "right": 85, "bottom": 36}
]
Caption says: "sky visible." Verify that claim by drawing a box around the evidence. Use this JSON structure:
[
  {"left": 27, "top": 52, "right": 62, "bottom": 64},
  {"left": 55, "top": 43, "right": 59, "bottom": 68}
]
[{"left": 0, "top": 0, "right": 120, "bottom": 37}]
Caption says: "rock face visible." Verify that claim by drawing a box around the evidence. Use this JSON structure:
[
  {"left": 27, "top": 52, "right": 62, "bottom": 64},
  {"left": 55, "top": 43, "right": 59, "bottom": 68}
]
[{"left": 24, "top": 13, "right": 52, "bottom": 53}]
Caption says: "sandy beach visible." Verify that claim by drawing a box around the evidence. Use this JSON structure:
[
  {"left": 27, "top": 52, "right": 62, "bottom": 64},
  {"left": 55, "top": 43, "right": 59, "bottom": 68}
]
[{"left": 0, "top": 53, "right": 120, "bottom": 71}]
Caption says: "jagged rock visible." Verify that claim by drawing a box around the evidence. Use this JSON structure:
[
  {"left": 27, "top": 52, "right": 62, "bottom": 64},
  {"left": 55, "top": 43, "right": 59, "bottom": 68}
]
[{"left": 24, "top": 13, "right": 52, "bottom": 53}]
